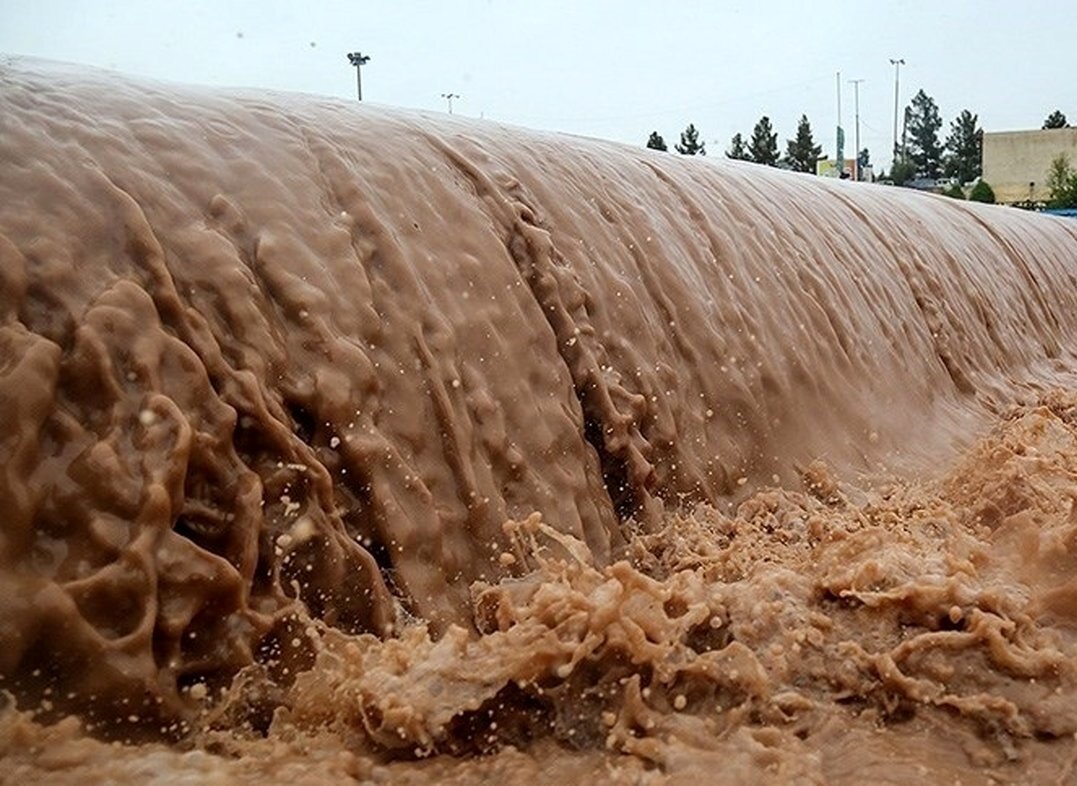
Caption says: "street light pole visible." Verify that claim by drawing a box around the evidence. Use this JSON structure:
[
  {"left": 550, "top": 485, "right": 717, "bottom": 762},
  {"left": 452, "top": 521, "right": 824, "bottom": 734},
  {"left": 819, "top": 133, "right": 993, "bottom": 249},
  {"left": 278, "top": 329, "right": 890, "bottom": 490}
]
[
  {"left": 347, "top": 52, "right": 370, "bottom": 101},
  {"left": 441, "top": 92, "right": 460, "bottom": 114},
  {"left": 889, "top": 58, "right": 905, "bottom": 164},
  {"left": 849, "top": 78, "right": 864, "bottom": 180}
]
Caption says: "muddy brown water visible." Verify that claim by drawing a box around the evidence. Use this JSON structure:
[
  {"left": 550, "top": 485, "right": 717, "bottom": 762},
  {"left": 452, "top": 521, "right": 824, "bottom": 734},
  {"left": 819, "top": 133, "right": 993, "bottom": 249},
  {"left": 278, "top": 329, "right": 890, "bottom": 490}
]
[{"left": 2, "top": 58, "right": 1077, "bottom": 783}]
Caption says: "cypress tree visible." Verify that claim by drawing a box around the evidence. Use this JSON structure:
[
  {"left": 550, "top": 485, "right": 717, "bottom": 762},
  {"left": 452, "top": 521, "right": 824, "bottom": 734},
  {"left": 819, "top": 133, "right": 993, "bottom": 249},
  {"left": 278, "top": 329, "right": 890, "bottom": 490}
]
[
  {"left": 748, "top": 116, "right": 779, "bottom": 166},
  {"left": 675, "top": 124, "right": 706, "bottom": 155},
  {"left": 943, "top": 110, "right": 983, "bottom": 183},
  {"left": 726, "top": 133, "right": 751, "bottom": 160},
  {"left": 783, "top": 115, "right": 822, "bottom": 173},
  {"left": 905, "top": 90, "right": 944, "bottom": 179},
  {"left": 1043, "top": 110, "right": 1069, "bottom": 129}
]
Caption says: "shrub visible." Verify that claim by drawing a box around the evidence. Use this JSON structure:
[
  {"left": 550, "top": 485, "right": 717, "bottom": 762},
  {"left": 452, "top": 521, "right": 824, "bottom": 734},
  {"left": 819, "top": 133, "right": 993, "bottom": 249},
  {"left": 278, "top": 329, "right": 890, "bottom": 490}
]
[
  {"left": 968, "top": 180, "right": 995, "bottom": 204},
  {"left": 1046, "top": 154, "right": 1077, "bottom": 208}
]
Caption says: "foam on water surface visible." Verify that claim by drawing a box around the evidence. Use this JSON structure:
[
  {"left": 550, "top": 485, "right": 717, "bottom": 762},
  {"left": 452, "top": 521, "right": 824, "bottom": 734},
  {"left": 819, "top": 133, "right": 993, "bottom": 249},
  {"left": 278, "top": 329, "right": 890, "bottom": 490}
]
[{"left": 2, "top": 58, "right": 1077, "bottom": 783}]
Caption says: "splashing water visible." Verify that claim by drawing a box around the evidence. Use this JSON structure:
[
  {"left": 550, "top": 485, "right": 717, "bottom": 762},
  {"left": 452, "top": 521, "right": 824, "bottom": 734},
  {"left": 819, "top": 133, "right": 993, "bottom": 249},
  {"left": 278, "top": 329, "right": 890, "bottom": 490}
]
[{"left": 2, "top": 59, "right": 1077, "bottom": 783}]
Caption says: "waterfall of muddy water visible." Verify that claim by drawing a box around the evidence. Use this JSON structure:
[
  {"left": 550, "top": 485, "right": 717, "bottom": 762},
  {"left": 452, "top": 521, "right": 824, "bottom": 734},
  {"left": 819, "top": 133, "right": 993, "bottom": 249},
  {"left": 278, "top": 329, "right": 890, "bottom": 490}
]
[{"left": 3, "top": 58, "right": 1077, "bottom": 783}]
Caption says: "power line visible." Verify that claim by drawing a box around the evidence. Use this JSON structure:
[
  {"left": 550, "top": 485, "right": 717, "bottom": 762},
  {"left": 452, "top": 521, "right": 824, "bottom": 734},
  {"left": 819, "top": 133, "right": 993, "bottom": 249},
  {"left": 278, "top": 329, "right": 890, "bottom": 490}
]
[{"left": 502, "top": 72, "right": 835, "bottom": 126}]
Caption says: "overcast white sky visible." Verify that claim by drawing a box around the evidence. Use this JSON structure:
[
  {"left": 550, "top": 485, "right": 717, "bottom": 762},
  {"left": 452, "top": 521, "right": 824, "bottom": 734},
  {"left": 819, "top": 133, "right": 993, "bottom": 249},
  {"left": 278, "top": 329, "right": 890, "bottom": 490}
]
[{"left": 1, "top": 1, "right": 1074, "bottom": 167}]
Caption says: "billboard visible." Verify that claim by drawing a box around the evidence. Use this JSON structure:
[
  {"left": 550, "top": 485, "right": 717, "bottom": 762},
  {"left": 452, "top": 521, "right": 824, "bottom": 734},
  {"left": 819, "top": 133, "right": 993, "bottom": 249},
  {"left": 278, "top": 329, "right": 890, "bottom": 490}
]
[
  {"left": 817, "top": 158, "right": 852, "bottom": 178},
  {"left": 816, "top": 158, "right": 872, "bottom": 180}
]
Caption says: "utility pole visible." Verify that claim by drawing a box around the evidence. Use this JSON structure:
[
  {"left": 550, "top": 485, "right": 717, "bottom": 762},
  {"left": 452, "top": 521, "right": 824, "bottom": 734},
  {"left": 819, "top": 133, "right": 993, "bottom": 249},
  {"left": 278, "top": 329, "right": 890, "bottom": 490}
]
[
  {"left": 849, "top": 78, "right": 864, "bottom": 180},
  {"left": 347, "top": 52, "right": 370, "bottom": 101},
  {"left": 441, "top": 92, "right": 460, "bottom": 114},
  {"left": 836, "top": 71, "right": 844, "bottom": 176},
  {"left": 889, "top": 58, "right": 905, "bottom": 164}
]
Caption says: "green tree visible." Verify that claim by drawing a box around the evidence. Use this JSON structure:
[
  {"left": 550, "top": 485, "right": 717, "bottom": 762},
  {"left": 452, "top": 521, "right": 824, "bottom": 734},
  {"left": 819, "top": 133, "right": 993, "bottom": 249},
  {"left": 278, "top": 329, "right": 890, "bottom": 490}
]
[
  {"left": 889, "top": 157, "right": 916, "bottom": 186},
  {"left": 748, "top": 116, "right": 779, "bottom": 166},
  {"left": 1046, "top": 154, "right": 1077, "bottom": 208},
  {"left": 675, "top": 124, "right": 706, "bottom": 155},
  {"left": 855, "top": 148, "right": 871, "bottom": 180},
  {"left": 943, "top": 182, "right": 965, "bottom": 199},
  {"left": 905, "top": 90, "right": 944, "bottom": 179},
  {"left": 646, "top": 131, "right": 668, "bottom": 151},
  {"left": 968, "top": 180, "right": 995, "bottom": 204},
  {"left": 943, "top": 109, "right": 983, "bottom": 184},
  {"left": 726, "top": 132, "right": 751, "bottom": 160},
  {"left": 783, "top": 114, "right": 822, "bottom": 173},
  {"left": 1043, "top": 110, "right": 1069, "bottom": 129}
]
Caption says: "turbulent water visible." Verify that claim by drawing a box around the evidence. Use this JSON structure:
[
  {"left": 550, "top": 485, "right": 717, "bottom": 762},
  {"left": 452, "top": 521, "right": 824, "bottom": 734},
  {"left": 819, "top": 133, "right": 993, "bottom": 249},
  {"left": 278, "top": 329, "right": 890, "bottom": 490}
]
[{"left": 2, "top": 58, "right": 1077, "bottom": 783}]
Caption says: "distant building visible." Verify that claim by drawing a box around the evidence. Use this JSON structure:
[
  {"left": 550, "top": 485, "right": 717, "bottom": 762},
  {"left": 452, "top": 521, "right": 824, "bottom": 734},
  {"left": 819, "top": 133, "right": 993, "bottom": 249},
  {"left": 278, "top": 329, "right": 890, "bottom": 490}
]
[{"left": 982, "top": 127, "right": 1077, "bottom": 204}]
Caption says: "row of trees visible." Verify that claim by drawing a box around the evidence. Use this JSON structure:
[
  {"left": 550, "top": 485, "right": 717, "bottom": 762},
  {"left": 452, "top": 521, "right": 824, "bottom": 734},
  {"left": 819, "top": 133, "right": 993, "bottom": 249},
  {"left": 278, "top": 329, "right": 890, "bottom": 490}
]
[
  {"left": 648, "top": 105, "right": 1070, "bottom": 191},
  {"left": 890, "top": 90, "right": 983, "bottom": 185},
  {"left": 728, "top": 115, "right": 828, "bottom": 172},
  {"left": 647, "top": 126, "right": 706, "bottom": 155},
  {"left": 647, "top": 115, "right": 830, "bottom": 172}
]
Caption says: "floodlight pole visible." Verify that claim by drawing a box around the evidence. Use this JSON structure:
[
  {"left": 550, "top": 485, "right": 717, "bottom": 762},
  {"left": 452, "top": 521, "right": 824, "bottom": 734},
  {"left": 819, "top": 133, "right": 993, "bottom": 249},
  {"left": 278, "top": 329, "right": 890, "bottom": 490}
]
[
  {"left": 849, "top": 79, "right": 864, "bottom": 180},
  {"left": 889, "top": 58, "right": 905, "bottom": 163},
  {"left": 441, "top": 92, "right": 460, "bottom": 114},
  {"left": 347, "top": 52, "right": 371, "bottom": 101}
]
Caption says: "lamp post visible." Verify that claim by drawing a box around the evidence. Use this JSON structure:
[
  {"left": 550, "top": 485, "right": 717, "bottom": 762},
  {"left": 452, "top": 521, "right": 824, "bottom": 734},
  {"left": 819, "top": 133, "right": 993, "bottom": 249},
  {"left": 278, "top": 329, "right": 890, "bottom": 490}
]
[
  {"left": 849, "top": 78, "right": 864, "bottom": 180},
  {"left": 441, "top": 92, "right": 460, "bottom": 114},
  {"left": 889, "top": 58, "right": 905, "bottom": 164},
  {"left": 347, "top": 52, "right": 370, "bottom": 101}
]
